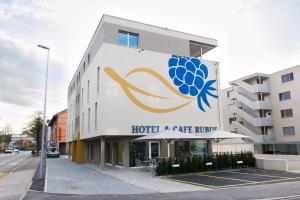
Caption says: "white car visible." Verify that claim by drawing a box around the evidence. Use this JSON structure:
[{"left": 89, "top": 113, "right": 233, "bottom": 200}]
[
  {"left": 4, "top": 148, "right": 13, "bottom": 154},
  {"left": 4, "top": 148, "right": 20, "bottom": 154},
  {"left": 13, "top": 149, "right": 20, "bottom": 153},
  {"left": 47, "top": 147, "right": 60, "bottom": 158}
]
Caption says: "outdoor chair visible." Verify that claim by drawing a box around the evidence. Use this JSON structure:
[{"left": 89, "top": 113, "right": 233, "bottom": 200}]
[
  {"left": 135, "top": 159, "right": 144, "bottom": 172},
  {"left": 148, "top": 159, "right": 158, "bottom": 176}
]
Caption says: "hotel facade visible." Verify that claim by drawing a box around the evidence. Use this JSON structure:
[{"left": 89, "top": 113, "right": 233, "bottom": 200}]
[
  {"left": 221, "top": 65, "right": 300, "bottom": 154},
  {"left": 67, "top": 15, "right": 222, "bottom": 168}
]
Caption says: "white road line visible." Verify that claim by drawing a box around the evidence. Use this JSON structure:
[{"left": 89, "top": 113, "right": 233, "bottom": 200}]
[{"left": 254, "top": 194, "right": 300, "bottom": 200}]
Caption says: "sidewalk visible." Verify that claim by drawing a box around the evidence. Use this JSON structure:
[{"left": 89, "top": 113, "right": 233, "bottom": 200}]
[
  {"left": 46, "top": 157, "right": 151, "bottom": 194},
  {"left": 85, "top": 163, "right": 209, "bottom": 193},
  {"left": 0, "top": 156, "right": 39, "bottom": 200}
]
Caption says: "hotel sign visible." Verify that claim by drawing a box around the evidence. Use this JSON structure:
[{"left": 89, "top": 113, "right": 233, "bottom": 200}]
[{"left": 131, "top": 125, "right": 218, "bottom": 134}]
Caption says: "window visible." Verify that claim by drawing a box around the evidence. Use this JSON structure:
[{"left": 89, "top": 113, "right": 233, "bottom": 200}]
[
  {"left": 118, "top": 30, "right": 138, "bottom": 48},
  {"left": 95, "top": 102, "right": 97, "bottom": 130},
  {"left": 87, "top": 80, "right": 90, "bottom": 103},
  {"left": 88, "top": 108, "right": 90, "bottom": 132},
  {"left": 97, "top": 67, "right": 100, "bottom": 94},
  {"left": 83, "top": 62, "right": 86, "bottom": 71},
  {"left": 282, "top": 72, "right": 294, "bottom": 83},
  {"left": 81, "top": 88, "right": 84, "bottom": 107},
  {"left": 281, "top": 109, "right": 293, "bottom": 118},
  {"left": 82, "top": 113, "right": 84, "bottom": 134},
  {"left": 88, "top": 53, "right": 90, "bottom": 64},
  {"left": 229, "top": 117, "right": 235, "bottom": 124},
  {"left": 279, "top": 91, "right": 291, "bottom": 101},
  {"left": 282, "top": 127, "right": 295, "bottom": 136},
  {"left": 227, "top": 91, "right": 231, "bottom": 98}
]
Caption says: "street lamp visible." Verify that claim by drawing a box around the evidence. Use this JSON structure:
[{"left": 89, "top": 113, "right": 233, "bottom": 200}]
[{"left": 37, "top": 44, "right": 50, "bottom": 179}]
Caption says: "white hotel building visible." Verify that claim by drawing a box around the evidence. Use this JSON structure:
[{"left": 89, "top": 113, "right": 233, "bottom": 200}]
[{"left": 67, "top": 15, "right": 223, "bottom": 168}]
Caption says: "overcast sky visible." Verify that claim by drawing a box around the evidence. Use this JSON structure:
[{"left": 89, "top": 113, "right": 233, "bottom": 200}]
[{"left": 0, "top": 0, "right": 299, "bottom": 133}]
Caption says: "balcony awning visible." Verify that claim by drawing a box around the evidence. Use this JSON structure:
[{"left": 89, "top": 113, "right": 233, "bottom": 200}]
[{"left": 134, "top": 130, "right": 251, "bottom": 157}]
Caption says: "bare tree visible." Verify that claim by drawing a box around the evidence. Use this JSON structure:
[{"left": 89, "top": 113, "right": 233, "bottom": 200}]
[{"left": 23, "top": 111, "right": 44, "bottom": 154}]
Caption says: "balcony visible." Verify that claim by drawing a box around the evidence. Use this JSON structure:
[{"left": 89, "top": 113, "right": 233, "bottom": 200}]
[
  {"left": 232, "top": 80, "right": 270, "bottom": 94},
  {"left": 229, "top": 105, "right": 273, "bottom": 126},
  {"left": 229, "top": 91, "right": 272, "bottom": 110}
]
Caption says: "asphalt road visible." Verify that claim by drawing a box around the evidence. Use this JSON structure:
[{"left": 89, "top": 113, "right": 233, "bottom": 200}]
[
  {"left": 24, "top": 179, "right": 300, "bottom": 200},
  {"left": 0, "top": 151, "right": 31, "bottom": 175}
]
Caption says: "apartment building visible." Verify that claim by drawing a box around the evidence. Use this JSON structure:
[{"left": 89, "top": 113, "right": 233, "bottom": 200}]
[
  {"left": 49, "top": 109, "right": 68, "bottom": 154},
  {"left": 67, "top": 15, "right": 221, "bottom": 168},
  {"left": 221, "top": 65, "right": 300, "bottom": 154}
]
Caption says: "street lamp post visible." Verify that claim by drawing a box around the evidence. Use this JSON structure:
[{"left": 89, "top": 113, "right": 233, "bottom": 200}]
[{"left": 37, "top": 44, "right": 50, "bottom": 179}]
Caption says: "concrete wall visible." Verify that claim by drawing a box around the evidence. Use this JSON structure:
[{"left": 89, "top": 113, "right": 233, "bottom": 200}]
[
  {"left": 255, "top": 154, "right": 300, "bottom": 171},
  {"left": 212, "top": 142, "right": 254, "bottom": 154}
]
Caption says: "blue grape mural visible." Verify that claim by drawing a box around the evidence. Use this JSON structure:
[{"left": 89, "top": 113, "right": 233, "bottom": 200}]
[{"left": 168, "top": 55, "right": 218, "bottom": 112}]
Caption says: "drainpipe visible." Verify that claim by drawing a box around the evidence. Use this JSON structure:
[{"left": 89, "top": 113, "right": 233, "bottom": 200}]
[{"left": 200, "top": 47, "right": 203, "bottom": 58}]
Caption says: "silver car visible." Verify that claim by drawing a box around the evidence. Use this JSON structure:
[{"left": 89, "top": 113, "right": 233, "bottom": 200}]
[{"left": 47, "top": 147, "right": 60, "bottom": 158}]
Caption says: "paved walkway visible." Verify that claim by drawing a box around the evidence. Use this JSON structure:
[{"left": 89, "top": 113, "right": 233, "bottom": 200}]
[
  {"left": 46, "top": 158, "right": 151, "bottom": 194},
  {"left": 85, "top": 163, "right": 208, "bottom": 193},
  {"left": 47, "top": 157, "right": 207, "bottom": 195}
]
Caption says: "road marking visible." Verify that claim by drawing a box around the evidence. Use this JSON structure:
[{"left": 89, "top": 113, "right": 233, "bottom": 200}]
[
  {"left": 0, "top": 172, "right": 6, "bottom": 177},
  {"left": 198, "top": 173, "right": 258, "bottom": 183},
  {"left": 164, "top": 177, "right": 216, "bottom": 188},
  {"left": 214, "top": 176, "right": 300, "bottom": 188},
  {"left": 165, "top": 174, "right": 300, "bottom": 189},
  {"left": 228, "top": 171, "right": 292, "bottom": 179}
]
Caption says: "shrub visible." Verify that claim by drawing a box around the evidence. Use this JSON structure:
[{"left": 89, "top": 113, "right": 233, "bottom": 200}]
[{"left": 156, "top": 151, "right": 256, "bottom": 176}]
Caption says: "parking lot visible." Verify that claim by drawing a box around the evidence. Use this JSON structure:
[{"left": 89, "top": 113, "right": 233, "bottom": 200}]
[{"left": 166, "top": 168, "right": 300, "bottom": 188}]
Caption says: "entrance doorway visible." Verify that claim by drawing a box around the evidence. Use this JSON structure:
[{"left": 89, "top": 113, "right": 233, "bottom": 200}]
[{"left": 149, "top": 141, "right": 160, "bottom": 159}]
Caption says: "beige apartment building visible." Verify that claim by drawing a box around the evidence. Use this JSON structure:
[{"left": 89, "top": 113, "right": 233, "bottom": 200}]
[{"left": 221, "top": 65, "right": 300, "bottom": 154}]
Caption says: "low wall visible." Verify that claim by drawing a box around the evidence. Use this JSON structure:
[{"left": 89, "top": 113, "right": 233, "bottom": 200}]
[
  {"left": 212, "top": 143, "right": 254, "bottom": 154},
  {"left": 255, "top": 154, "right": 300, "bottom": 171},
  {"left": 255, "top": 158, "right": 287, "bottom": 171}
]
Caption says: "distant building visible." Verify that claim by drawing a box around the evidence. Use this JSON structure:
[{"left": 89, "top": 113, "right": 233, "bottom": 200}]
[
  {"left": 49, "top": 109, "right": 68, "bottom": 154},
  {"left": 10, "top": 133, "right": 35, "bottom": 150},
  {"left": 221, "top": 65, "right": 300, "bottom": 154},
  {"left": 0, "top": 134, "right": 11, "bottom": 150}
]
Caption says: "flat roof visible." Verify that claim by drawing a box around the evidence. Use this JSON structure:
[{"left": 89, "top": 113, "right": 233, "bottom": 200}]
[
  {"left": 229, "top": 72, "right": 270, "bottom": 85},
  {"left": 68, "top": 14, "right": 218, "bottom": 89}
]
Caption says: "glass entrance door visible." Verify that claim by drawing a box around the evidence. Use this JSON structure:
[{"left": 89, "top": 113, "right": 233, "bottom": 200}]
[{"left": 149, "top": 142, "right": 160, "bottom": 159}]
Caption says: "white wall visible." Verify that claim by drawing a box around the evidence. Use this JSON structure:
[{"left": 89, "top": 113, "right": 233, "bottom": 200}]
[{"left": 80, "top": 43, "right": 221, "bottom": 139}]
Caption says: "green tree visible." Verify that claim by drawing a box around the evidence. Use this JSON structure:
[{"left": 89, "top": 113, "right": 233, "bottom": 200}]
[{"left": 23, "top": 111, "right": 44, "bottom": 154}]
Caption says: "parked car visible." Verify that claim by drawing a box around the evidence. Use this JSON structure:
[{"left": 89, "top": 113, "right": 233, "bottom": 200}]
[
  {"left": 47, "top": 147, "right": 60, "bottom": 158},
  {"left": 4, "top": 148, "right": 13, "bottom": 154},
  {"left": 13, "top": 149, "right": 20, "bottom": 153}
]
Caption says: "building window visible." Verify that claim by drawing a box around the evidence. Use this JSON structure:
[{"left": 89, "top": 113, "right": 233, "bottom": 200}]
[
  {"left": 279, "top": 91, "right": 291, "bottom": 101},
  {"left": 83, "top": 62, "right": 86, "bottom": 71},
  {"left": 97, "top": 67, "right": 100, "bottom": 94},
  {"left": 95, "top": 102, "right": 97, "bottom": 130},
  {"left": 281, "top": 109, "right": 293, "bottom": 118},
  {"left": 81, "top": 88, "right": 84, "bottom": 108},
  {"left": 118, "top": 30, "right": 138, "bottom": 48},
  {"left": 88, "top": 108, "right": 90, "bottom": 132},
  {"left": 88, "top": 53, "right": 90, "bottom": 64},
  {"left": 282, "top": 72, "right": 294, "bottom": 83},
  {"left": 82, "top": 113, "right": 84, "bottom": 135},
  {"left": 229, "top": 117, "right": 235, "bottom": 124},
  {"left": 87, "top": 80, "right": 90, "bottom": 103},
  {"left": 282, "top": 126, "right": 295, "bottom": 136}
]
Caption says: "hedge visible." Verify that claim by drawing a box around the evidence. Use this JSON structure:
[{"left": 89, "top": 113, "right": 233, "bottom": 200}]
[{"left": 156, "top": 151, "right": 255, "bottom": 176}]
